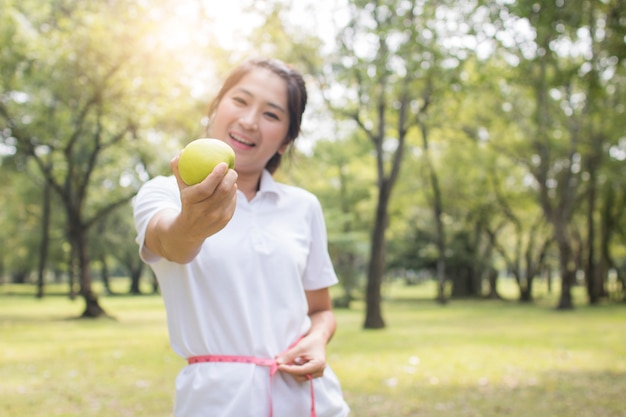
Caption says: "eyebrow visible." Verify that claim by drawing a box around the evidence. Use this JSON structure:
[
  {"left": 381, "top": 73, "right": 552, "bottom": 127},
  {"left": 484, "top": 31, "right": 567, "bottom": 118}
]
[{"left": 233, "top": 87, "right": 287, "bottom": 114}]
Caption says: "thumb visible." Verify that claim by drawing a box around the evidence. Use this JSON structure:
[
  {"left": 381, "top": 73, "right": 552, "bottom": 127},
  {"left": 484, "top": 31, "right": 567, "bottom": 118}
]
[
  {"left": 276, "top": 351, "right": 294, "bottom": 366},
  {"left": 276, "top": 345, "right": 304, "bottom": 365}
]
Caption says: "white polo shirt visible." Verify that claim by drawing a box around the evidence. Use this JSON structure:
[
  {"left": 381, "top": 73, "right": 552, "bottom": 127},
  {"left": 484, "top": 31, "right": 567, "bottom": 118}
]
[{"left": 133, "top": 170, "right": 350, "bottom": 417}]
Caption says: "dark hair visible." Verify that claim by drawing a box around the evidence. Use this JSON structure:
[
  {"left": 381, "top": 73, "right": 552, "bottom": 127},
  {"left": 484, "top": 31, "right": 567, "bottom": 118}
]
[{"left": 206, "top": 58, "right": 308, "bottom": 174}]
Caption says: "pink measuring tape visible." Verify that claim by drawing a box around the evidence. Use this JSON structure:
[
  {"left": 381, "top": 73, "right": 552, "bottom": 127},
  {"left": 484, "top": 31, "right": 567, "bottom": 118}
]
[{"left": 187, "top": 350, "right": 316, "bottom": 417}]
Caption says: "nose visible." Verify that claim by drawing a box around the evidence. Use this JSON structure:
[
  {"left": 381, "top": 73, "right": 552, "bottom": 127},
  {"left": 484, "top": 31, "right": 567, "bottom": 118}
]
[{"left": 239, "top": 107, "right": 259, "bottom": 131}]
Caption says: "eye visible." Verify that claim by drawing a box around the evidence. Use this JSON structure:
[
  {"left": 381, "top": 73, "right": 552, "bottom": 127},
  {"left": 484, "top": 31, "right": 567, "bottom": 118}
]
[
  {"left": 231, "top": 96, "right": 246, "bottom": 105},
  {"left": 264, "top": 111, "right": 280, "bottom": 120}
]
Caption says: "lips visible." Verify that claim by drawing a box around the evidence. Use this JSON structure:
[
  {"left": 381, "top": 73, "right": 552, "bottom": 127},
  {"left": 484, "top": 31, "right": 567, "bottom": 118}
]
[{"left": 230, "top": 132, "right": 255, "bottom": 147}]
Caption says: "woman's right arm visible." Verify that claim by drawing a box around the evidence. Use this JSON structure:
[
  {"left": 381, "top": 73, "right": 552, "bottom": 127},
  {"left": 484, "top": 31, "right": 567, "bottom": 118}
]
[{"left": 144, "top": 159, "right": 238, "bottom": 264}]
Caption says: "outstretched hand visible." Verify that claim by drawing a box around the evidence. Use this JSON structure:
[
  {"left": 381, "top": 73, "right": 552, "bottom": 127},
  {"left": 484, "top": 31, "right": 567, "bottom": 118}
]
[
  {"left": 170, "top": 153, "right": 238, "bottom": 243},
  {"left": 144, "top": 155, "right": 238, "bottom": 264}
]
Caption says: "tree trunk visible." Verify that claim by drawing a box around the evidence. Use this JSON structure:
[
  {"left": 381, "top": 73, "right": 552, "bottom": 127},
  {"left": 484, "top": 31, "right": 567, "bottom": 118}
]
[
  {"left": 451, "top": 267, "right": 475, "bottom": 298},
  {"left": 129, "top": 265, "right": 143, "bottom": 295},
  {"left": 546, "top": 267, "right": 553, "bottom": 294},
  {"left": 556, "top": 232, "right": 575, "bottom": 310},
  {"left": 421, "top": 125, "right": 447, "bottom": 304},
  {"left": 511, "top": 267, "right": 532, "bottom": 303},
  {"left": 68, "top": 246, "right": 77, "bottom": 300},
  {"left": 598, "top": 184, "right": 615, "bottom": 300},
  {"left": 519, "top": 285, "right": 532, "bottom": 302},
  {"left": 100, "top": 254, "right": 113, "bottom": 295},
  {"left": 81, "top": 290, "right": 107, "bottom": 318},
  {"left": 486, "top": 267, "right": 502, "bottom": 300},
  {"left": 364, "top": 184, "right": 390, "bottom": 329},
  {"left": 434, "top": 228, "right": 447, "bottom": 304},
  {"left": 79, "top": 246, "right": 106, "bottom": 317},
  {"left": 12, "top": 271, "right": 28, "bottom": 284},
  {"left": 37, "top": 177, "right": 51, "bottom": 299},
  {"left": 69, "top": 218, "right": 108, "bottom": 318},
  {"left": 585, "top": 157, "right": 599, "bottom": 304}
]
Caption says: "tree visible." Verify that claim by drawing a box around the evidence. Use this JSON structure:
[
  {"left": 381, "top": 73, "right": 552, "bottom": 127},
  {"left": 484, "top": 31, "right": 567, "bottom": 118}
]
[
  {"left": 0, "top": 0, "right": 209, "bottom": 316},
  {"left": 0, "top": 161, "right": 46, "bottom": 284},
  {"left": 492, "top": 0, "right": 626, "bottom": 309},
  {"left": 291, "top": 133, "right": 375, "bottom": 308},
  {"left": 328, "top": 0, "right": 498, "bottom": 323},
  {"left": 330, "top": 0, "right": 432, "bottom": 327},
  {"left": 486, "top": 175, "right": 554, "bottom": 302},
  {"left": 578, "top": 0, "right": 626, "bottom": 303}
]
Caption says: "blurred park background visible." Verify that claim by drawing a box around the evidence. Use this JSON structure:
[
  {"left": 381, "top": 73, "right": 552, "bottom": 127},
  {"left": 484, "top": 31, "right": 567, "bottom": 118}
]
[{"left": 1, "top": 0, "right": 625, "bottom": 416}]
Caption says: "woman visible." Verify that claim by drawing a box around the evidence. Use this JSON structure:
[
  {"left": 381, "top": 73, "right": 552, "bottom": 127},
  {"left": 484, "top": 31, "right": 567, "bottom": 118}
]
[{"left": 133, "top": 58, "right": 350, "bottom": 417}]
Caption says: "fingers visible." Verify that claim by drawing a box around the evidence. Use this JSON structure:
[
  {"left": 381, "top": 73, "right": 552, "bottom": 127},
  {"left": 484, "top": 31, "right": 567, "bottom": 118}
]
[
  {"left": 200, "top": 163, "right": 238, "bottom": 201},
  {"left": 177, "top": 162, "right": 237, "bottom": 205},
  {"left": 169, "top": 155, "right": 238, "bottom": 240},
  {"left": 277, "top": 358, "right": 325, "bottom": 382},
  {"left": 170, "top": 153, "right": 186, "bottom": 191},
  {"left": 172, "top": 153, "right": 234, "bottom": 190},
  {"left": 276, "top": 341, "right": 327, "bottom": 381},
  {"left": 198, "top": 162, "right": 231, "bottom": 188}
]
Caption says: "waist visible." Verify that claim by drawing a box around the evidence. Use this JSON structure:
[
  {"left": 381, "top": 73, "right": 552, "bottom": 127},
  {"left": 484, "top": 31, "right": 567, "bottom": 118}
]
[
  {"left": 187, "top": 353, "right": 316, "bottom": 417},
  {"left": 187, "top": 354, "right": 279, "bottom": 373}
]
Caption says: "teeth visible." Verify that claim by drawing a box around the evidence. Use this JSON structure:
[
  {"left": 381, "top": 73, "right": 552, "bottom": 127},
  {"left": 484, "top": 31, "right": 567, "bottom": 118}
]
[{"left": 231, "top": 133, "right": 254, "bottom": 146}]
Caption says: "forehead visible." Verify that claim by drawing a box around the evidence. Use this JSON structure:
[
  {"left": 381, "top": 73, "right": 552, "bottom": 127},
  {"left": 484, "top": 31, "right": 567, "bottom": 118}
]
[{"left": 230, "top": 67, "right": 288, "bottom": 108}]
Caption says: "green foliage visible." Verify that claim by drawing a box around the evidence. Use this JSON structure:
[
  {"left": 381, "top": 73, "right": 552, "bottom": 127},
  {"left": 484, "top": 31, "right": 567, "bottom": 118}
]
[
  {"left": 0, "top": 0, "right": 230, "bottom": 294},
  {"left": 1, "top": 0, "right": 625, "bottom": 310}
]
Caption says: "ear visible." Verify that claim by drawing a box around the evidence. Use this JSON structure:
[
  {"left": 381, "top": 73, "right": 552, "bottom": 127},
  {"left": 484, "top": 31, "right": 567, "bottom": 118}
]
[{"left": 277, "top": 140, "right": 291, "bottom": 155}]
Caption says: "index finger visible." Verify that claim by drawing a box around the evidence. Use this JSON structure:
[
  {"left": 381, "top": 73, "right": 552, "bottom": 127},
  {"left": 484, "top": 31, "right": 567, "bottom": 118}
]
[
  {"left": 278, "top": 360, "right": 322, "bottom": 381},
  {"left": 170, "top": 153, "right": 187, "bottom": 191}
]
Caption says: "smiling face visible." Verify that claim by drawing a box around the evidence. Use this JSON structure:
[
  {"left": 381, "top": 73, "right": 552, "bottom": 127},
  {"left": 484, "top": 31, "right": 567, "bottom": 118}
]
[
  {"left": 205, "top": 59, "right": 308, "bottom": 175},
  {"left": 208, "top": 67, "right": 290, "bottom": 178}
]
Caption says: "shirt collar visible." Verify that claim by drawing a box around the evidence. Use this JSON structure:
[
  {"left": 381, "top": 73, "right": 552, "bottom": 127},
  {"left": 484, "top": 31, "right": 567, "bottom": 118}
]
[{"left": 257, "top": 170, "right": 280, "bottom": 199}]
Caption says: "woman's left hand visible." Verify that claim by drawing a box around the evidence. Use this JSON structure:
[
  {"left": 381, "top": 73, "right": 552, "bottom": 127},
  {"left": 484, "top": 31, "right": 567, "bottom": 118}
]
[
  {"left": 275, "top": 332, "right": 327, "bottom": 382},
  {"left": 276, "top": 288, "right": 336, "bottom": 382}
]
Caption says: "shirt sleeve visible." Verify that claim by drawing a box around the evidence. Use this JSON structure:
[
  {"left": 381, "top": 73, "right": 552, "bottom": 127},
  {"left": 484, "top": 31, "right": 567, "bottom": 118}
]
[
  {"left": 301, "top": 195, "right": 339, "bottom": 291},
  {"left": 132, "top": 176, "right": 180, "bottom": 263}
]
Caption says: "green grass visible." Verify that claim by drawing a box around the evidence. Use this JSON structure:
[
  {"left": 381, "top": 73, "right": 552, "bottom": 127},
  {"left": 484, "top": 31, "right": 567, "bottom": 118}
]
[{"left": 1, "top": 281, "right": 625, "bottom": 417}]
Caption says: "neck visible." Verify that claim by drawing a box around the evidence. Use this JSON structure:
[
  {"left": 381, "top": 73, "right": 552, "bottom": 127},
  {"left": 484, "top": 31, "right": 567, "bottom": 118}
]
[{"left": 236, "top": 171, "right": 263, "bottom": 201}]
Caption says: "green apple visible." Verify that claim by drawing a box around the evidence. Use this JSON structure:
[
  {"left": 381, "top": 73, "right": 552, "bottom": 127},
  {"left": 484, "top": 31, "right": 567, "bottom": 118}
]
[{"left": 178, "top": 138, "right": 235, "bottom": 185}]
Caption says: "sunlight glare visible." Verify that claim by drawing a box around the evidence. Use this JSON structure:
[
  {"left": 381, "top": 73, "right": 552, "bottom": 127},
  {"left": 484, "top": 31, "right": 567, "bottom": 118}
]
[{"left": 150, "top": 1, "right": 209, "bottom": 51}]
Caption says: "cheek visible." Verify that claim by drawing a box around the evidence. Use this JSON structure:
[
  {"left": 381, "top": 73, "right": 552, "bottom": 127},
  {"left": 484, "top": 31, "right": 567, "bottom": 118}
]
[
  {"left": 266, "top": 120, "right": 290, "bottom": 143},
  {"left": 208, "top": 108, "right": 231, "bottom": 136}
]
